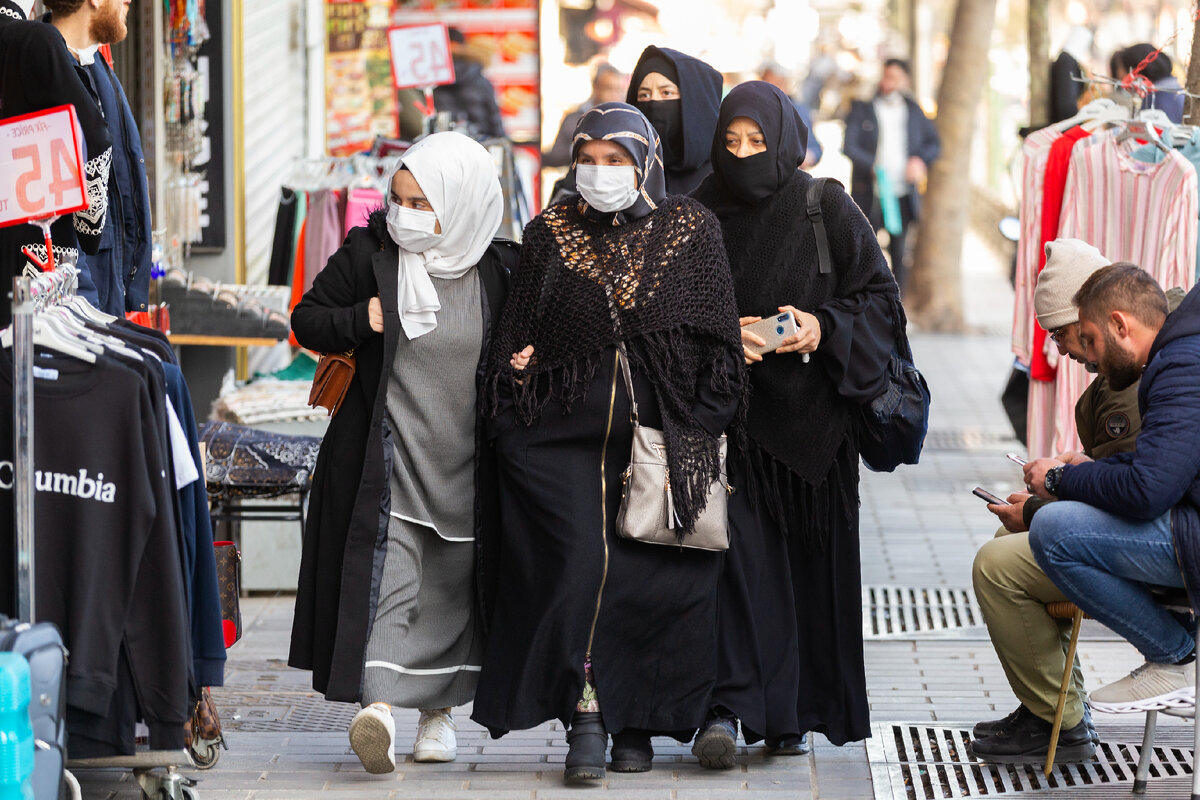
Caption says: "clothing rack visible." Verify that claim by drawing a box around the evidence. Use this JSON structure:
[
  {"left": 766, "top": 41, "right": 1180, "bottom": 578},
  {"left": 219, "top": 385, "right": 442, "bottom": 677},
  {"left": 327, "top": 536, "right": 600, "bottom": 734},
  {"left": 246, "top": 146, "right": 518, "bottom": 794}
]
[
  {"left": 282, "top": 155, "right": 402, "bottom": 194},
  {"left": 8, "top": 267, "right": 204, "bottom": 800}
]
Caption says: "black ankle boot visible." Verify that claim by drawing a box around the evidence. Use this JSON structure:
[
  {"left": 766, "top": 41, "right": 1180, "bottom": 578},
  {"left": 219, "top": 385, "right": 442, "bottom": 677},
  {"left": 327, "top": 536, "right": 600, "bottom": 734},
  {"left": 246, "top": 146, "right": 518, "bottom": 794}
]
[
  {"left": 565, "top": 711, "right": 608, "bottom": 783},
  {"left": 610, "top": 728, "right": 653, "bottom": 773}
]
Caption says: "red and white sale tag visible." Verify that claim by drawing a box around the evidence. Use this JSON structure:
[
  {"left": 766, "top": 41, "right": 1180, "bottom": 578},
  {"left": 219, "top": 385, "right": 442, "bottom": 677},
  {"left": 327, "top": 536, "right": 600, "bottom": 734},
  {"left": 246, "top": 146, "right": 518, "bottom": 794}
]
[
  {"left": 387, "top": 24, "right": 456, "bottom": 90},
  {"left": 0, "top": 105, "right": 87, "bottom": 229}
]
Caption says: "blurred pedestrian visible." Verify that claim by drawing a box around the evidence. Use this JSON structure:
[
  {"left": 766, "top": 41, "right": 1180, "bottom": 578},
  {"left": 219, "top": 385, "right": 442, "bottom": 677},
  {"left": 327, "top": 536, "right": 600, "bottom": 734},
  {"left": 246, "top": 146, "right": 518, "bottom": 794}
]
[
  {"left": 1118, "top": 43, "right": 1183, "bottom": 123},
  {"left": 693, "top": 81, "right": 902, "bottom": 766},
  {"left": 433, "top": 27, "right": 506, "bottom": 139},
  {"left": 543, "top": 63, "right": 626, "bottom": 167},
  {"left": 842, "top": 58, "right": 940, "bottom": 293},
  {"left": 627, "top": 45, "right": 722, "bottom": 195},
  {"left": 760, "top": 61, "right": 823, "bottom": 167},
  {"left": 473, "top": 102, "right": 744, "bottom": 785}
]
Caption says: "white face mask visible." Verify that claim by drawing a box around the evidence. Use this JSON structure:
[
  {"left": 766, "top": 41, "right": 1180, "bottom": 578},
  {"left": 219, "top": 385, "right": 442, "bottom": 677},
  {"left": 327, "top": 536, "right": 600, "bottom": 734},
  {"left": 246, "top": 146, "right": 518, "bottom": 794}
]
[
  {"left": 386, "top": 203, "right": 442, "bottom": 252},
  {"left": 576, "top": 164, "right": 639, "bottom": 213}
]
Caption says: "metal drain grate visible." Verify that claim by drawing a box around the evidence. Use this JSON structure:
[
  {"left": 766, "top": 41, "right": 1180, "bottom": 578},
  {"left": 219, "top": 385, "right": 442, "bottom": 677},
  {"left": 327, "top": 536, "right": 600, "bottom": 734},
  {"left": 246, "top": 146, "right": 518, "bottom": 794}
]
[
  {"left": 868, "top": 723, "right": 1195, "bottom": 799},
  {"left": 863, "top": 586, "right": 985, "bottom": 638},
  {"left": 211, "top": 689, "right": 359, "bottom": 732}
]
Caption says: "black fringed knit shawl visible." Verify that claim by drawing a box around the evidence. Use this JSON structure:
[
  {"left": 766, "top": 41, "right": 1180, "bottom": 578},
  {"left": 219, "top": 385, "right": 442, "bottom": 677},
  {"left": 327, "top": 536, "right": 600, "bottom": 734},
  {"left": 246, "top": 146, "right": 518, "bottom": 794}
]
[
  {"left": 694, "top": 169, "right": 898, "bottom": 549},
  {"left": 484, "top": 196, "right": 743, "bottom": 534}
]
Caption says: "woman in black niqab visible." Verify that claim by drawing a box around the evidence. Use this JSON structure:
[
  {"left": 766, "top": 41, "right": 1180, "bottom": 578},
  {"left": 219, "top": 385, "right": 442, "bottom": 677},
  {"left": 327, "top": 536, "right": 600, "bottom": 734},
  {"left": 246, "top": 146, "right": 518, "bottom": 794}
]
[
  {"left": 691, "top": 81, "right": 904, "bottom": 762},
  {"left": 627, "top": 45, "right": 722, "bottom": 195}
]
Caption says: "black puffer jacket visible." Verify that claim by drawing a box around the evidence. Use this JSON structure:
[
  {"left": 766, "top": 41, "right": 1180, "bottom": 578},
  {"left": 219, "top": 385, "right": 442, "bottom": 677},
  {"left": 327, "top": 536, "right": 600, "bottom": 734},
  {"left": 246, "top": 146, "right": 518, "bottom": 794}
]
[{"left": 433, "top": 57, "right": 506, "bottom": 139}]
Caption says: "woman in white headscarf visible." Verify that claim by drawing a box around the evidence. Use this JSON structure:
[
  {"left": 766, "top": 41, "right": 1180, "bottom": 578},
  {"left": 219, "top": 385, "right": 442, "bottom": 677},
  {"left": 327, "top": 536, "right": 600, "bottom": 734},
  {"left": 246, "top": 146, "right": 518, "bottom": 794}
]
[{"left": 288, "top": 132, "right": 519, "bottom": 775}]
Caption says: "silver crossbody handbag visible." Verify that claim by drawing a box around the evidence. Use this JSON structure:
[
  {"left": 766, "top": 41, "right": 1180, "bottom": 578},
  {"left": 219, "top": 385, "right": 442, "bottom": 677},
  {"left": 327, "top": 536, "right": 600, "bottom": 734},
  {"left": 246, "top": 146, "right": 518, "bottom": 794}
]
[{"left": 606, "top": 287, "right": 731, "bottom": 552}]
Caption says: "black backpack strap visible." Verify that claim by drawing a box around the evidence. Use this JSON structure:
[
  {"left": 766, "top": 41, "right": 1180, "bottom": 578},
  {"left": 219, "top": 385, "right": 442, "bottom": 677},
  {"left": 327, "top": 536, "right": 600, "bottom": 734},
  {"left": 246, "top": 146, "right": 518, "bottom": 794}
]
[{"left": 807, "top": 177, "right": 832, "bottom": 275}]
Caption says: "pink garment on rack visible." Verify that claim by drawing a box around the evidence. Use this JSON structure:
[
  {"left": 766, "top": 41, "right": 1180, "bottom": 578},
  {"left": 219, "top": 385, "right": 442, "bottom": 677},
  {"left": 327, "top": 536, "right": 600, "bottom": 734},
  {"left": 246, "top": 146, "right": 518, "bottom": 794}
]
[
  {"left": 1012, "top": 128, "right": 1061, "bottom": 366},
  {"left": 1040, "top": 133, "right": 1198, "bottom": 457},
  {"left": 303, "top": 188, "right": 346, "bottom": 294},
  {"left": 345, "top": 187, "right": 383, "bottom": 235},
  {"left": 1030, "top": 126, "right": 1090, "bottom": 383}
]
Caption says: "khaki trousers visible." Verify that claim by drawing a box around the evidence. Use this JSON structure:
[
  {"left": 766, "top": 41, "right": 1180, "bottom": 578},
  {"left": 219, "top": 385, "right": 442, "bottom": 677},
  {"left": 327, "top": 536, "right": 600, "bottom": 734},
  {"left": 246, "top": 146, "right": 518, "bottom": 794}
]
[{"left": 971, "top": 529, "right": 1085, "bottom": 727}]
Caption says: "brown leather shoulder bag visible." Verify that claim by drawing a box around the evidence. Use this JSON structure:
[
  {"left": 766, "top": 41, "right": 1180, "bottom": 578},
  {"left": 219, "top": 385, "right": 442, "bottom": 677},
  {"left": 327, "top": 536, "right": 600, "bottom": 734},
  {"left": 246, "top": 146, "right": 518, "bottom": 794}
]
[{"left": 308, "top": 350, "right": 356, "bottom": 417}]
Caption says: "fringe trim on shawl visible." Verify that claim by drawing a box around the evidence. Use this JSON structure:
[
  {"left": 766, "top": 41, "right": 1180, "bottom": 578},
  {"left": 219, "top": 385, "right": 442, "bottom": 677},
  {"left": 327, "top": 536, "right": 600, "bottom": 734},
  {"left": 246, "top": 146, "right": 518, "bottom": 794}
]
[
  {"left": 484, "top": 327, "right": 746, "bottom": 535},
  {"left": 740, "top": 435, "right": 859, "bottom": 553}
]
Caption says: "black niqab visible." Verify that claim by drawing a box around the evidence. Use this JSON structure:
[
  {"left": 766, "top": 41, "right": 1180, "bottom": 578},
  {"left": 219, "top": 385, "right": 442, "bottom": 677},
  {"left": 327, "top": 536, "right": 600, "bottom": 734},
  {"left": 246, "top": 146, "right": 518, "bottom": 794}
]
[
  {"left": 627, "top": 46, "right": 722, "bottom": 194},
  {"left": 709, "top": 81, "right": 809, "bottom": 213}
]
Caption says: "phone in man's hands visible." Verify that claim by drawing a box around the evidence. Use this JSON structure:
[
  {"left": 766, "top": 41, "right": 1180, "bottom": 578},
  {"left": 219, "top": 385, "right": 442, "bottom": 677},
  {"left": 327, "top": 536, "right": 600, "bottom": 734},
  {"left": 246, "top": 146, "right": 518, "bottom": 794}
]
[{"left": 972, "top": 487, "right": 1009, "bottom": 505}]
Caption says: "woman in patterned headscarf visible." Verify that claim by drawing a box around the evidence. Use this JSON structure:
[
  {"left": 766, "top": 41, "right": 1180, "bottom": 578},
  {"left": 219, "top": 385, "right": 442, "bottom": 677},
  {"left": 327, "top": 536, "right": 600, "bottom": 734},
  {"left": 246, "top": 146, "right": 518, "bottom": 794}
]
[{"left": 472, "top": 102, "right": 744, "bottom": 784}]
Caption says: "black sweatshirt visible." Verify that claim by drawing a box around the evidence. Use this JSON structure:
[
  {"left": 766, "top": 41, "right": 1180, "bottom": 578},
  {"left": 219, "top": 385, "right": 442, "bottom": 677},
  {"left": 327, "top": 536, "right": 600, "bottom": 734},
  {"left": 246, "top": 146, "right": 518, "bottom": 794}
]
[{"left": 0, "top": 348, "right": 190, "bottom": 749}]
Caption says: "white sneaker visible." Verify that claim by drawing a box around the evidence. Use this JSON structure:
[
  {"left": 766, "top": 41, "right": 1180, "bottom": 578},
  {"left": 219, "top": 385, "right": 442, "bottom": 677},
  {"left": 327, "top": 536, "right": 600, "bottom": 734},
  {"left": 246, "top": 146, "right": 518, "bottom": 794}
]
[
  {"left": 413, "top": 708, "right": 457, "bottom": 763},
  {"left": 1090, "top": 660, "right": 1196, "bottom": 714},
  {"left": 349, "top": 703, "right": 396, "bottom": 774}
]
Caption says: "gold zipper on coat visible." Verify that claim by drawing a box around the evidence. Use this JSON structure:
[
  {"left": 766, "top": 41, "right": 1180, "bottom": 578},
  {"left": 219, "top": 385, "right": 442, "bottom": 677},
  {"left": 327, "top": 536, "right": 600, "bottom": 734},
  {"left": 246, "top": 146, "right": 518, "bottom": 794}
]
[{"left": 585, "top": 349, "right": 620, "bottom": 659}]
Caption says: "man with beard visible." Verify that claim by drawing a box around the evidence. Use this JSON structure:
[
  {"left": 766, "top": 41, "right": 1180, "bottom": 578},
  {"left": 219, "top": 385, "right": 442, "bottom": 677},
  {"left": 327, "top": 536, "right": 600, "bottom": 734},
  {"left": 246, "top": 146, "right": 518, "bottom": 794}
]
[
  {"left": 1025, "top": 263, "right": 1200, "bottom": 716},
  {"left": 0, "top": 0, "right": 111, "bottom": 319},
  {"left": 47, "top": 0, "right": 152, "bottom": 316}
]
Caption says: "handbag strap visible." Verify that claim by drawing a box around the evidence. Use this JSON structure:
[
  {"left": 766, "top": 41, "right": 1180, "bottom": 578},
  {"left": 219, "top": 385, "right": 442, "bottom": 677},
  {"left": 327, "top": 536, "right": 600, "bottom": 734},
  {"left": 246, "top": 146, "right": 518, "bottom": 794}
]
[{"left": 603, "top": 284, "right": 640, "bottom": 425}]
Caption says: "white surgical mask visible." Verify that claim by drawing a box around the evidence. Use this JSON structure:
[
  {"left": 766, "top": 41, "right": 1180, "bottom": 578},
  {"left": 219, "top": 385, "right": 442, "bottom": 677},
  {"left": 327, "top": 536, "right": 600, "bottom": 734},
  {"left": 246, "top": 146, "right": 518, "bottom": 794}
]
[
  {"left": 386, "top": 203, "right": 441, "bottom": 253},
  {"left": 576, "top": 164, "right": 639, "bottom": 213}
]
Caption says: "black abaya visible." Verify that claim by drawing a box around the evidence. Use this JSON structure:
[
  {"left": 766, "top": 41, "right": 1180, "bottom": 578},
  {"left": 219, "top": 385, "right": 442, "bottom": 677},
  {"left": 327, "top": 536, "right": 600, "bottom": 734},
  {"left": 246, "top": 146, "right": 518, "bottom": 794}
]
[{"left": 472, "top": 348, "right": 735, "bottom": 737}]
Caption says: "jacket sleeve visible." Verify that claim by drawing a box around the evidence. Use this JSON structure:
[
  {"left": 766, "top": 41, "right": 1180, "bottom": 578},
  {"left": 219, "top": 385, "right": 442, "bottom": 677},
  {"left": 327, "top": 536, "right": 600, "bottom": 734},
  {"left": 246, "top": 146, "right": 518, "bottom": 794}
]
[
  {"left": 290, "top": 230, "right": 379, "bottom": 355},
  {"left": 910, "top": 102, "right": 941, "bottom": 166},
  {"left": 1059, "top": 350, "right": 1200, "bottom": 519},
  {"left": 841, "top": 102, "right": 876, "bottom": 170}
]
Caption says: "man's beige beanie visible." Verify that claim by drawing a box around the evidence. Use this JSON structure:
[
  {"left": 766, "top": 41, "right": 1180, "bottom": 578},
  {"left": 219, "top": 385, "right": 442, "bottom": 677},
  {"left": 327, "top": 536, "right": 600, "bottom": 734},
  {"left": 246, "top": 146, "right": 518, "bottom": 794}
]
[{"left": 1034, "top": 238, "right": 1110, "bottom": 330}]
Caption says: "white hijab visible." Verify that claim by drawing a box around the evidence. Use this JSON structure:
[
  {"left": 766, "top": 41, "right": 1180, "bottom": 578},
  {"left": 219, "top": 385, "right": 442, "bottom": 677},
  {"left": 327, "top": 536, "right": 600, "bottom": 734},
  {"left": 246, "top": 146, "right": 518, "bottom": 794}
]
[{"left": 392, "top": 132, "right": 503, "bottom": 340}]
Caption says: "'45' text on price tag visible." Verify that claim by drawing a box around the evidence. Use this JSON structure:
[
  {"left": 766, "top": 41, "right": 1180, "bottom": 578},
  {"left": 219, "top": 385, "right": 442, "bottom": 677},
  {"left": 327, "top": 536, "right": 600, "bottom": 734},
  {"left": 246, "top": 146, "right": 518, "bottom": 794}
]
[
  {"left": 387, "top": 24, "right": 456, "bottom": 90},
  {"left": 0, "top": 105, "right": 87, "bottom": 229}
]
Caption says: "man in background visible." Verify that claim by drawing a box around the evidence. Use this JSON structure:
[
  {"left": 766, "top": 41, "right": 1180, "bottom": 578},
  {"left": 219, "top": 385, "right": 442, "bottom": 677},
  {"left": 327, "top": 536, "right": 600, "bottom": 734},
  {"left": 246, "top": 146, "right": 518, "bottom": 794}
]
[
  {"left": 47, "top": 0, "right": 154, "bottom": 317},
  {"left": 842, "top": 58, "right": 940, "bottom": 292},
  {"left": 543, "top": 62, "right": 626, "bottom": 168}
]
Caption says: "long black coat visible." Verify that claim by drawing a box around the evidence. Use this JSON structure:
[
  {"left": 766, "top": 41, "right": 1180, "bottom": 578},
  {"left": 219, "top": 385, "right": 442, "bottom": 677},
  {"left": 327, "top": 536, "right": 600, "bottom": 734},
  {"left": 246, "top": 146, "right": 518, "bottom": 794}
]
[{"left": 288, "top": 211, "right": 515, "bottom": 702}]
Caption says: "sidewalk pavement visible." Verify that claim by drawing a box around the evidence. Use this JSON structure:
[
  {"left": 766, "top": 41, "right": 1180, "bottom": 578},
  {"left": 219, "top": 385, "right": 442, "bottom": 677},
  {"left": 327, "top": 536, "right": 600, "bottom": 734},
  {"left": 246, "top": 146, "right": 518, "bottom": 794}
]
[{"left": 74, "top": 233, "right": 1186, "bottom": 799}]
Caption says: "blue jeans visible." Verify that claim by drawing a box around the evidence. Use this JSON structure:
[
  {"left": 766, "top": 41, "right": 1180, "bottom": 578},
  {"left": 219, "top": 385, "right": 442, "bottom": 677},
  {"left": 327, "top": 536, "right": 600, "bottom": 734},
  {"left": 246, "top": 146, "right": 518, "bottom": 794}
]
[{"left": 1029, "top": 501, "right": 1192, "bottom": 664}]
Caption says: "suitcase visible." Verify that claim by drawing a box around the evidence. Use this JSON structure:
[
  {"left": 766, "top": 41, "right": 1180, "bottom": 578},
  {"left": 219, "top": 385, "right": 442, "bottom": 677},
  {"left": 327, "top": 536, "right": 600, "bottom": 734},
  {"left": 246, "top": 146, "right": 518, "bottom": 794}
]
[{"left": 0, "top": 618, "right": 67, "bottom": 800}]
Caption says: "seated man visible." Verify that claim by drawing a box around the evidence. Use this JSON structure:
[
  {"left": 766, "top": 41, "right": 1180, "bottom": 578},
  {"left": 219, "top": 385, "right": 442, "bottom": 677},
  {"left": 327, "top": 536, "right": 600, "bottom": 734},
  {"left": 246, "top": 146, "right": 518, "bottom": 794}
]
[
  {"left": 1026, "top": 263, "right": 1200, "bottom": 714},
  {"left": 971, "top": 239, "right": 1144, "bottom": 764}
]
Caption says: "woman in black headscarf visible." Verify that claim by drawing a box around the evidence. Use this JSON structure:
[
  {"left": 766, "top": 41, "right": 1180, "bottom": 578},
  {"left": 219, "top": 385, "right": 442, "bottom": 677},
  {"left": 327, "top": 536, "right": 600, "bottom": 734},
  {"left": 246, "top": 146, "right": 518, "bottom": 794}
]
[
  {"left": 627, "top": 45, "right": 723, "bottom": 195},
  {"left": 472, "top": 102, "right": 744, "bottom": 784},
  {"left": 691, "top": 82, "right": 902, "bottom": 765}
]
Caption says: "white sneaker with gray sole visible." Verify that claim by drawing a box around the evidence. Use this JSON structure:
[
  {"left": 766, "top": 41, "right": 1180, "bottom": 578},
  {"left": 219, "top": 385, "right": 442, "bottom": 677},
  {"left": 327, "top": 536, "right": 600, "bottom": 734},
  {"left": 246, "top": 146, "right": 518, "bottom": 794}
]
[
  {"left": 414, "top": 708, "right": 457, "bottom": 762},
  {"left": 1090, "top": 660, "right": 1196, "bottom": 714},
  {"left": 349, "top": 703, "right": 396, "bottom": 774}
]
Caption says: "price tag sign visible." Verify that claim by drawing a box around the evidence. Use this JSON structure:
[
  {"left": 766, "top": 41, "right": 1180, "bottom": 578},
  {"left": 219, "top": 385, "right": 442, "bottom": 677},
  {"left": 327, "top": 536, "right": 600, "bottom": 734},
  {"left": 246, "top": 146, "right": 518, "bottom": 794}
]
[
  {"left": 387, "top": 24, "right": 456, "bottom": 90},
  {"left": 0, "top": 105, "right": 86, "bottom": 229}
]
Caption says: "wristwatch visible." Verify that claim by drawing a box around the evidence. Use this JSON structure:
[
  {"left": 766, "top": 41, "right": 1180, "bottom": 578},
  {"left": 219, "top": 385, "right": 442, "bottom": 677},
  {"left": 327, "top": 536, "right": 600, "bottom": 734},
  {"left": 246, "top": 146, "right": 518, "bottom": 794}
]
[{"left": 1044, "top": 465, "right": 1066, "bottom": 497}]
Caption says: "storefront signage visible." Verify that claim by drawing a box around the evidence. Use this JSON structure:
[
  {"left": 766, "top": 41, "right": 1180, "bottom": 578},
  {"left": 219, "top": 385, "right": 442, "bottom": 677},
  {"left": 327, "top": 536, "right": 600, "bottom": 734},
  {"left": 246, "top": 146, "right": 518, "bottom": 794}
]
[
  {"left": 387, "top": 23, "right": 455, "bottom": 90},
  {"left": 0, "top": 105, "right": 87, "bottom": 228}
]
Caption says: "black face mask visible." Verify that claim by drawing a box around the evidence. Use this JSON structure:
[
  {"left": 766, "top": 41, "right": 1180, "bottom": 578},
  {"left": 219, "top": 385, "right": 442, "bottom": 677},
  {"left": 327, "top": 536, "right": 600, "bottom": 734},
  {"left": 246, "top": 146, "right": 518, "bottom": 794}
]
[
  {"left": 715, "top": 148, "right": 778, "bottom": 205},
  {"left": 637, "top": 99, "right": 682, "bottom": 164}
]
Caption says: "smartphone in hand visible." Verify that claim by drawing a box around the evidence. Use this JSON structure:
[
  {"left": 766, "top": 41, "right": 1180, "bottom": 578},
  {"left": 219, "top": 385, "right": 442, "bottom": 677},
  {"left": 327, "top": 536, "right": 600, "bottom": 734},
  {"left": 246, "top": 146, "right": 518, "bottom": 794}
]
[
  {"left": 1006, "top": 452, "right": 1028, "bottom": 466},
  {"left": 743, "top": 313, "right": 800, "bottom": 357},
  {"left": 972, "top": 487, "right": 1009, "bottom": 505}
]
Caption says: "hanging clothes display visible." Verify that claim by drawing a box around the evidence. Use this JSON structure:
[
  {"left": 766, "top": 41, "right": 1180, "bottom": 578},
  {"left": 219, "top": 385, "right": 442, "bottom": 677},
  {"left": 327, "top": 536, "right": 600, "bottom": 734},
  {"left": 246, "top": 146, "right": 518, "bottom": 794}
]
[
  {"left": 0, "top": 267, "right": 225, "bottom": 757},
  {"left": 1013, "top": 101, "right": 1199, "bottom": 457}
]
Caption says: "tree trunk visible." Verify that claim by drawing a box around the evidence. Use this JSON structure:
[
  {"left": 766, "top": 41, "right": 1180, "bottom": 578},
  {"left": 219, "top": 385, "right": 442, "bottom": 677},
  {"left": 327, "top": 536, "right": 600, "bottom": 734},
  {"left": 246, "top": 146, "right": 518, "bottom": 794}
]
[
  {"left": 1028, "top": 0, "right": 1050, "bottom": 131},
  {"left": 906, "top": 0, "right": 998, "bottom": 332},
  {"left": 1185, "top": 14, "right": 1200, "bottom": 123}
]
